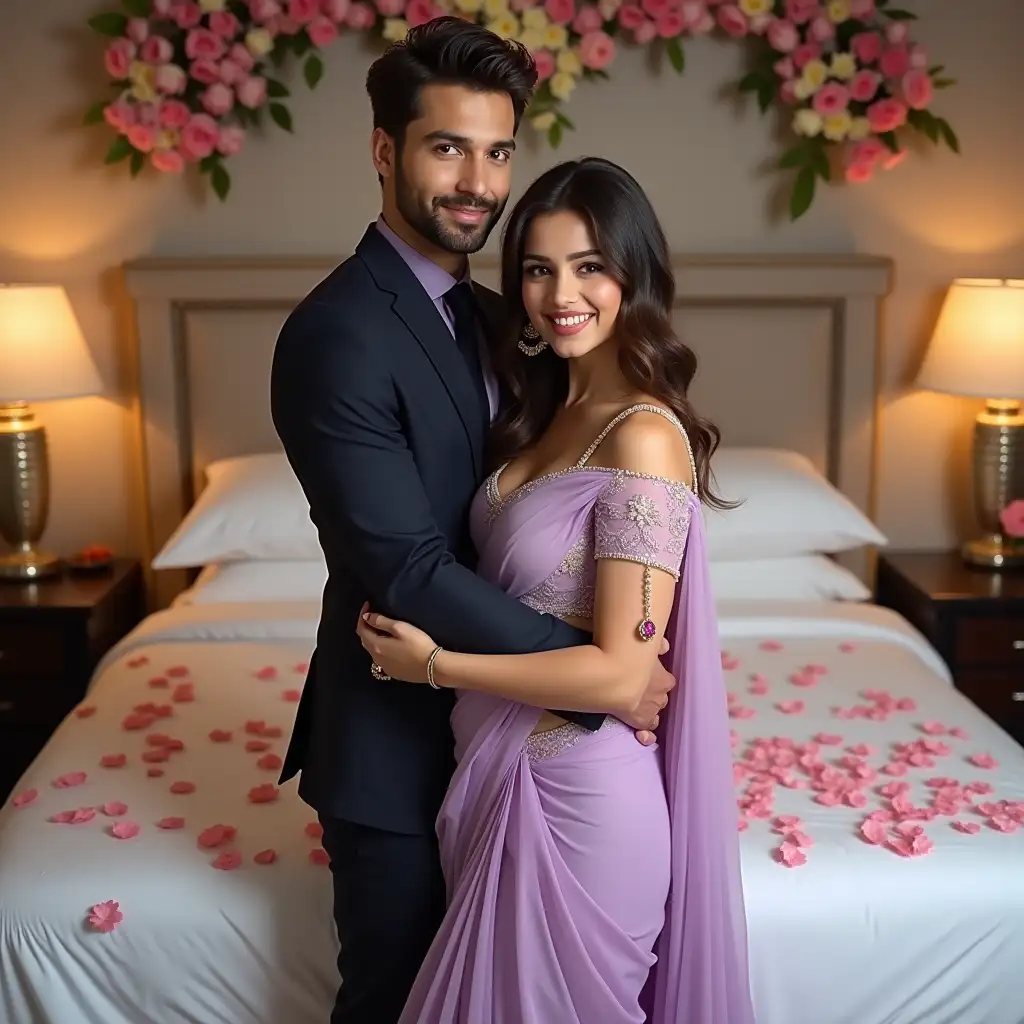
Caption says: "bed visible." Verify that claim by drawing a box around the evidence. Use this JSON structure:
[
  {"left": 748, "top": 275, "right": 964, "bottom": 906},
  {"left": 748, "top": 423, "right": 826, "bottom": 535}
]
[{"left": 1, "top": 251, "right": 1023, "bottom": 1024}]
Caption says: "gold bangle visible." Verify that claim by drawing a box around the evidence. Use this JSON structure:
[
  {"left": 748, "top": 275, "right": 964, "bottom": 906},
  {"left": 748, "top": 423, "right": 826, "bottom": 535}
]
[{"left": 426, "top": 645, "right": 444, "bottom": 689}]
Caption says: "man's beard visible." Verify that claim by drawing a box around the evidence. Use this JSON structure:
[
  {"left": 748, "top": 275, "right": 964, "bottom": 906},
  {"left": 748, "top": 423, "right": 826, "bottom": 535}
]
[{"left": 395, "top": 164, "right": 505, "bottom": 255}]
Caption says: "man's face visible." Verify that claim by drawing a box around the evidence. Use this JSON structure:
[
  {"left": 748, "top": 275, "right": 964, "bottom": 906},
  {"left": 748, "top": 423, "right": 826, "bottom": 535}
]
[{"left": 375, "top": 83, "right": 516, "bottom": 255}]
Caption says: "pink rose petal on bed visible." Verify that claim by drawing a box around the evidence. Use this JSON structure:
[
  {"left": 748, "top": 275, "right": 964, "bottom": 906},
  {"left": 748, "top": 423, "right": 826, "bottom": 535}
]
[
  {"left": 262, "top": 725, "right": 283, "bottom": 739},
  {"left": 737, "top": 818, "right": 749, "bottom": 831},
  {"left": 198, "top": 823, "right": 237, "bottom": 848},
  {"left": 952, "top": 820, "right": 980, "bottom": 834},
  {"left": 788, "top": 671, "right": 818, "bottom": 688},
  {"left": 169, "top": 780, "right": 195, "bottom": 794},
  {"left": 304, "top": 821, "right": 324, "bottom": 840},
  {"left": 75, "top": 705, "right": 97, "bottom": 718},
  {"left": 776, "top": 700, "right": 805, "bottom": 715},
  {"left": 759, "top": 640, "right": 783, "bottom": 651},
  {"left": 838, "top": 642, "right": 856, "bottom": 652},
  {"left": 282, "top": 689, "right": 302, "bottom": 702},
  {"left": 209, "top": 729, "right": 232, "bottom": 742},
  {"left": 87, "top": 899, "right": 123, "bottom": 932},
  {"left": 165, "top": 665, "right": 189, "bottom": 677},
  {"left": 172, "top": 683, "right": 195, "bottom": 703},
  {"left": 121, "top": 712, "right": 153, "bottom": 731},
  {"left": 729, "top": 705, "right": 756, "bottom": 719},
  {"left": 52, "top": 807, "right": 96, "bottom": 824},
  {"left": 775, "top": 841, "right": 807, "bottom": 867},
  {"left": 966, "top": 780, "right": 994, "bottom": 795},
  {"left": 102, "top": 801, "right": 129, "bottom": 817},
  {"left": 949, "top": 726, "right": 969, "bottom": 740},
  {"left": 989, "top": 815, "right": 1020, "bottom": 833},
  {"left": 896, "top": 697, "right": 916, "bottom": 711},
  {"left": 720, "top": 652, "right": 740, "bottom": 671},
  {"left": 748, "top": 674, "right": 769, "bottom": 695},
  {"left": 156, "top": 816, "right": 185, "bottom": 829},
  {"left": 53, "top": 771, "right": 87, "bottom": 788},
  {"left": 127, "top": 656, "right": 149, "bottom": 668},
  {"left": 309, "top": 848, "right": 330, "bottom": 866},
  {"left": 860, "top": 819, "right": 888, "bottom": 845},
  {"left": 142, "top": 749, "right": 169, "bottom": 764},
  {"left": 248, "top": 783, "right": 279, "bottom": 804},
  {"left": 212, "top": 850, "right": 242, "bottom": 870},
  {"left": 100, "top": 753, "right": 127, "bottom": 768},
  {"left": 147, "top": 767, "right": 165, "bottom": 778},
  {"left": 245, "top": 739, "right": 271, "bottom": 752},
  {"left": 254, "top": 665, "right": 278, "bottom": 680},
  {"left": 814, "top": 791, "right": 841, "bottom": 807},
  {"left": 254, "top": 849, "right": 277, "bottom": 865},
  {"left": 148, "top": 675, "right": 169, "bottom": 688},
  {"left": 293, "top": 661, "right": 309, "bottom": 673},
  {"left": 847, "top": 743, "right": 876, "bottom": 757},
  {"left": 244, "top": 720, "right": 266, "bottom": 735},
  {"left": 256, "top": 753, "right": 283, "bottom": 771},
  {"left": 12, "top": 788, "right": 38, "bottom": 808},
  {"left": 968, "top": 753, "right": 998, "bottom": 769},
  {"left": 919, "top": 720, "right": 947, "bottom": 735},
  {"left": 110, "top": 821, "right": 140, "bottom": 839},
  {"left": 814, "top": 732, "right": 843, "bottom": 746}
]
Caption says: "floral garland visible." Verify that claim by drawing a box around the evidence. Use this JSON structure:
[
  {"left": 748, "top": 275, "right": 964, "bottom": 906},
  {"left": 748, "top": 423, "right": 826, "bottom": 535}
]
[{"left": 85, "top": 0, "right": 957, "bottom": 218}]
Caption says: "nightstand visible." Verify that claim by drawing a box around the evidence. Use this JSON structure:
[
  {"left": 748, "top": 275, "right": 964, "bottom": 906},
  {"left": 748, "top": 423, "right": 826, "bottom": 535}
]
[
  {"left": 875, "top": 551, "right": 1024, "bottom": 747},
  {"left": 0, "top": 559, "right": 145, "bottom": 801}
]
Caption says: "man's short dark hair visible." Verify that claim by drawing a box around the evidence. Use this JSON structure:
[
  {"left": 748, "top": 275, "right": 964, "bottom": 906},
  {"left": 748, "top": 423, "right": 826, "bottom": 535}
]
[{"left": 365, "top": 17, "right": 538, "bottom": 145}]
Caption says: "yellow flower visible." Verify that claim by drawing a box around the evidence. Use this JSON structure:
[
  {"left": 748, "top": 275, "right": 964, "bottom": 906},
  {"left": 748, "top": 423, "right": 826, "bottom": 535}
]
[
  {"left": 454, "top": 0, "right": 482, "bottom": 11},
  {"left": 487, "top": 13, "right": 519, "bottom": 38},
  {"left": 245, "top": 28, "right": 274, "bottom": 57},
  {"left": 792, "top": 108, "right": 823, "bottom": 137},
  {"left": 483, "top": 0, "right": 508, "bottom": 18},
  {"left": 531, "top": 111, "right": 557, "bottom": 131},
  {"left": 542, "top": 23, "right": 569, "bottom": 50},
  {"left": 826, "top": 0, "right": 850, "bottom": 22},
  {"left": 792, "top": 79, "right": 814, "bottom": 101},
  {"left": 738, "top": 0, "right": 772, "bottom": 15},
  {"left": 848, "top": 116, "right": 871, "bottom": 141},
  {"left": 822, "top": 110, "right": 852, "bottom": 141},
  {"left": 548, "top": 71, "right": 576, "bottom": 100},
  {"left": 382, "top": 18, "right": 409, "bottom": 41},
  {"left": 556, "top": 48, "right": 582, "bottom": 75},
  {"left": 518, "top": 27, "right": 546, "bottom": 50},
  {"left": 198, "top": 0, "right": 226, "bottom": 11},
  {"left": 128, "top": 61, "right": 156, "bottom": 102},
  {"left": 829, "top": 52, "right": 856, "bottom": 80},
  {"left": 521, "top": 8, "right": 549, "bottom": 30},
  {"left": 801, "top": 59, "right": 828, "bottom": 90},
  {"left": 155, "top": 129, "right": 179, "bottom": 150}
]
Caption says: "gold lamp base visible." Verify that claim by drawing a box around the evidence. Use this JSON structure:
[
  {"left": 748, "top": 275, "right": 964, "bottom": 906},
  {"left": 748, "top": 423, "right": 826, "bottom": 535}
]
[
  {"left": 962, "top": 534, "right": 1024, "bottom": 570},
  {"left": 0, "top": 544, "right": 62, "bottom": 581}
]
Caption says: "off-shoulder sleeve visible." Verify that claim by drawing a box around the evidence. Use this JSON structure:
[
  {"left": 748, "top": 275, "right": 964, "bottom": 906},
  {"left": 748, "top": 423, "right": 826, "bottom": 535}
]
[{"left": 593, "top": 471, "right": 693, "bottom": 579}]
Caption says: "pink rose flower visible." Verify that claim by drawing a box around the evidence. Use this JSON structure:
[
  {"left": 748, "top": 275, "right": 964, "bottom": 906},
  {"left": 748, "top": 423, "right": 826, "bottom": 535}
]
[
  {"left": 999, "top": 500, "right": 1024, "bottom": 538},
  {"left": 126, "top": 18, "right": 149, "bottom": 44},
  {"left": 773, "top": 56, "right": 795, "bottom": 79},
  {"left": 219, "top": 59, "right": 246, "bottom": 85},
  {"left": 127, "top": 123, "right": 157, "bottom": 152},
  {"left": 748, "top": 14, "right": 771, "bottom": 34},
  {"left": 882, "top": 148, "right": 906, "bottom": 171},
  {"left": 681, "top": 1, "right": 713, "bottom": 34},
  {"left": 545, "top": 0, "right": 576, "bottom": 25},
  {"left": 792, "top": 41, "right": 820, "bottom": 70},
  {"left": 578, "top": 29, "right": 616, "bottom": 68},
  {"left": 202, "top": 82, "right": 235, "bottom": 116},
  {"left": 634, "top": 18, "right": 656, "bottom": 42},
  {"left": 141, "top": 35, "right": 174, "bottom": 64},
  {"left": 210, "top": 11, "right": 242, "bottom": 38},
  {"left": 374, "top": 0, "right": 405, "bottom": 14},
  {"left": 879, "top": 46, "right": 909, "bottom": 80},
  {"left": 767, "top": 18, "right": 799, "bottom": 53},
  {"left": 779, "top": 79, "right": 798, "bottom": 104},
  {"left": 845, "top": 161, "right": 873, "bottom": 184},
  {"left": 850, "top": 31, "right": 881, "bottom": 64},
  {"left": 322, "top": 0, "right": 351, "bottom": 19},
  {"left": 533, "top": 50, "right": 556, "bottom": 79},
  {"left": 236, "top": 75, "right": 268, "bottom": 108},
  {"left": 716, "top": 4, "right": 748, "bottom": 37},
  {"left": 848, "top": 135, "right": 886, "bottom": 166},
  {"left": 617, "top": 4, "right": 644, "bottom": 29},
  {"left": 308, "top": 15, "right": 340, "bottom": 45},
  {"left": 180, "top": 113, "right": 220, "bottom": 161},
  {"left": 345, "top": 2, "right": 376, "bottom": 27},
  {"left": 135, "top": 101, "right": 160, "bottom": 126},
  {"left": 159, "top": 99, "right": 192, "bottom": 129},
  {"left": 229, "top": 43, "right": 256, "bottom": 72},
  {"left": 104, "top": 38, "right": 135, "bottom": 80},
  {"left": 909, "top": 44, "right": 928, "bottom": 69},
  {"left": 288, "top": 0, "right": 321, "bottom": 21},
  {"left": 850, "top": 0, "right": 874, "bottom": 16},
  {"left": 190, "top": 58, "right": 223, "bottom": 85},
  {"left": 641, "top": 0, "right": 670, "bottom": 18},
  {"left": 784, "top": 0, "right": 818, "bottom": 25},
  {"left": 809, "top": 15, "right": 833, "bottom": 42},
  {"left": 901, "top": 68, "right": 933, "bottom": 110},
  {"left": 186, "top": 28, "right": 227, "bottom": 61},
  {"left": 153, "top": 0, "right": 173, "bottom": 14},
  {"left": 656, "top": 10, "right": 684, "bottom": 36},
  {"left": 406, "top": 0, "right": 439, "bottom": 25},
  {"left": 885, "top": 20, "right": 908, "bottom": 45},
  {"left": 249, "top": 0, "right": 282, "bottom": 20},
  {"left": 104, "top": 96, "right": 136, "bottom": 131},
  {"left": 849, "top": 68, "right": 880, "bottom": 103},
  {"left": 812, "top": 81, "right": 849, "bottom": 115},
  {"left": 152, "top": 148, "right": 185, "bottom": 174},
  {"left": 266, "top": 13, "right": 299, "bottom": 32},
  {"left": 172, "top": 2, "right": 202, "bottom": 29},
  {"left": 217, "top": 124, "right": 246, "bottom": 156},
  {"left": 866, "top": 96, "right": 906, "bottom": 133},
  {"left": 573, "top": 5, "right": 604, "bottom": 33}
]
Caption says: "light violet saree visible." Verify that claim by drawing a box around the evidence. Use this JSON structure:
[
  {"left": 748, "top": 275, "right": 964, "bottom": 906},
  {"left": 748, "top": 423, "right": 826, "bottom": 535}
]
[{"left": 399, "top": 406, "right": 755, "bottom": 1023}]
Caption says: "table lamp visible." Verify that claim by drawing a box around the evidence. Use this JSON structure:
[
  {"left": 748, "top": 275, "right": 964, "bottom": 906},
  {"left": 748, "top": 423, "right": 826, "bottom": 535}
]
[
  {"left": 0, "top": 284, "right": 103, "bottom": 580},
  {"left": 915, "top": 278, "right": 1024, "bottom": 569}
]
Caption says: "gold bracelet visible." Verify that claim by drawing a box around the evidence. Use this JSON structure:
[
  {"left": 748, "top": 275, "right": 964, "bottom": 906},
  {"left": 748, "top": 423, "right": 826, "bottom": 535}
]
[{"left": 426, "top": 645, "right": 444, "bottom": 689}]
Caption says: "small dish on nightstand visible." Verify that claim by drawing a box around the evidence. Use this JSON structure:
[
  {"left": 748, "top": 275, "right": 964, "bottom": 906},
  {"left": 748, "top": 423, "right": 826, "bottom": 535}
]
[{"left": 66, "top": 545, "right": 115, "bottom": 575}]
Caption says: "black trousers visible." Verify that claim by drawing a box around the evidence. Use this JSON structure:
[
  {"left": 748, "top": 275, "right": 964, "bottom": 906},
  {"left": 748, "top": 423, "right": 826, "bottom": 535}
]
[{"left": 319, "top": 816, "right": 447, "bottom": 1024}]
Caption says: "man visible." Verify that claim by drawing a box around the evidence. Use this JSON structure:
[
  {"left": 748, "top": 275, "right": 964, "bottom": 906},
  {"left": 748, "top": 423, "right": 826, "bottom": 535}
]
[{"left": 270, "top": 18, "right": 675, "bottom": 1023}]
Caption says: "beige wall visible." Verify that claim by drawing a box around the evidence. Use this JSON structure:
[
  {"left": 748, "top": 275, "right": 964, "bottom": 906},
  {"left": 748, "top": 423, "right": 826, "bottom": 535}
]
[{"left": 1, "top": 1, "right": 1022, "bottom": 561}]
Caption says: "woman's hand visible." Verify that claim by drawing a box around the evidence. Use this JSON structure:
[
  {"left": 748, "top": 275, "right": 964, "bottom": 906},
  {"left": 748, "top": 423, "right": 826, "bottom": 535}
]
[{"left": 355, "top": 601, "right": 439, "bottom": 684}]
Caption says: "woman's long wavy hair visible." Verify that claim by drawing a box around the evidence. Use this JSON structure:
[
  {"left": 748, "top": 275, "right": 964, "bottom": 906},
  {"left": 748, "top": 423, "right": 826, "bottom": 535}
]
[{"left": 489, "top": 156, "right": 731, "bottom": 510}]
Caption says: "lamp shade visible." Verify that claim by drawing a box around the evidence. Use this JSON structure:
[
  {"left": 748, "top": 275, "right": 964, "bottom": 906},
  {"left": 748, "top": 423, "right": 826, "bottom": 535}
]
[
  {"left": 0, "top": 284, "right": 103, "bottom": 403},
  {"left": 915, "top": 278, "right": 1024, "bottom": 400}
]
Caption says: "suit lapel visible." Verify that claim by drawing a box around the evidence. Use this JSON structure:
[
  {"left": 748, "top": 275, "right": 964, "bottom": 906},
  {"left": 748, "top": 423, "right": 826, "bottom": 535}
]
[{"left": 356, "top": 226, "right": 484, "bottom": 474}]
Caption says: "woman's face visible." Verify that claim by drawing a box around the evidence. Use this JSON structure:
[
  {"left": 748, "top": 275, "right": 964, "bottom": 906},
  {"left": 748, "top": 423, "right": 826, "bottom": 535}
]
[{"left": 520, "top": 210, "right": 622, "bottom": 360}]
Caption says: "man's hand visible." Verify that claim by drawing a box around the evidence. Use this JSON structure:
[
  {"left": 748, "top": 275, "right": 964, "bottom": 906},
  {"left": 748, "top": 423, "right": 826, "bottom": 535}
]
[{"left": 622, "top": 637, "right": 675, "bottom": 746}]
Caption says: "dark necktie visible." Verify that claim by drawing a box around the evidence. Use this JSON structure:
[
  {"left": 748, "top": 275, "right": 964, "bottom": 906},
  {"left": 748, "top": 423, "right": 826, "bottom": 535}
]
[{"left": 444, "top": 281, "right": 489, "bottom": 424}]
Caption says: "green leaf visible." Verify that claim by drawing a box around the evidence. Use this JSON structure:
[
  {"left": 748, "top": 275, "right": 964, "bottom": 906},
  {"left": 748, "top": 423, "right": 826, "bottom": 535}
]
[
  {"left": 907, "top": 108, "right": 939, "bottom": 143},
  {"left": 198, "top": 153, "right": 219, "bottom": 173},
  {"left": 928, "top": 65, "right": 945, "bottom": 76},
  {"left": 129, "top": 149, "right": 144, "bottom": 177},
  {"left": 534, "top": 80, "right": 554, "bottom": 104},
  {"left": 104, "top": 135, "right": 133, "bottom": 164},
  {"left": 88, "top": 12, "right": 128, "bottom": 35},
  {"left": 548, "top": 121, "right": 563, "bottom": 148},
  {"left": 811, "top": 145, "right": 831, "bottom": 182},
  {"left": 211, "top": 164, "right": 232, "bottom": 201},
  {"left": 737, "top": 71, "right": 764, "bottom": 93},
  {"left": 778, "top": 145, "right": 808, "bottom": 170},
  {"left": 789, "top": 165, "right": 816, "bottom": 221},
  {"left": 304, "top": 53, "right": 324, "bottom": 89},
  {"left": 83, "top": 101, "right": 107, "bottom": 125},
  {"left": 878, "top": 130, "right": 901, "bottom": 152},
  {"left": 266, "top": 78, "right": 290, "bottom": 98},
  {"left": 121, "top": 0, "right": 151, "bottom": 15},
  {"left": 756, "top": 80, "right": 775, "bottom": 113},
  {"left": 292, "top": 31, "right": 311, "bottom": 57},
  {"left": 933, "top": 77, "right": 957, "bottom": 89},
  {"left": 269, "top": 102, "right": 293, "bottom": 132},
  {"left": 556, "top": 110, "right": 574, "bottom": 130},
  {"left": 665, "top": 37, "right": 685, "bottom": 74},
  {"left": 883, "top": 8, "right": 917, "bottom": 18},
  {"left": 936, "top": 117, "right": 960, "bottom": 154}
]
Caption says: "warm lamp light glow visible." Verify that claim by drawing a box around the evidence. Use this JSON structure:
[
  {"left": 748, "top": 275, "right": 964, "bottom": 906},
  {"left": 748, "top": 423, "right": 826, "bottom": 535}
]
[
  {"left": 916, "top": 278, "right": 1024, "bottom": 400},
  {"left": 0, "top": 285, "right": 103, "bottom": 403}
]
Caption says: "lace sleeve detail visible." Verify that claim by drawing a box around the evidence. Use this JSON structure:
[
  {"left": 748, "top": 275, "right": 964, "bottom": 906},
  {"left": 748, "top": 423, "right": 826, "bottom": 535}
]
[{"left": 593, "top": 471, "right": 692, "bottom": 580}]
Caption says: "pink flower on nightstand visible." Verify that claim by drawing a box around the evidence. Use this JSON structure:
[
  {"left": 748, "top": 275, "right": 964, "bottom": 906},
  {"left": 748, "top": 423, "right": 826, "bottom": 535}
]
[{"left": 999, "top": 499, "right": 1024, "bottom": 538}]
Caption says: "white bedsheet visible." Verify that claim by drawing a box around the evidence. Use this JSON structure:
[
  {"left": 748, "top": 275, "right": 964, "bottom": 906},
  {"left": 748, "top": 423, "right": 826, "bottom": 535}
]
[{"left": 0, "top": 600, "right": 1021, "bottom": 1024}]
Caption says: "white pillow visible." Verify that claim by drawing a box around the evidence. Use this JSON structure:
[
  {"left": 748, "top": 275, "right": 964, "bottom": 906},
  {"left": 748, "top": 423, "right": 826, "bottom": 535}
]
[
  {"left": 153, "top": 453, "right": 321, "bottom": 569},
  {"left": 709, "top": 555, "right": 870, "bottom": 601},
  {"left": 174, "top": 559, "right": 328, "bottom": 605},
  {"left": 704, "top": 448, "right": 886, "bottom": 561}
]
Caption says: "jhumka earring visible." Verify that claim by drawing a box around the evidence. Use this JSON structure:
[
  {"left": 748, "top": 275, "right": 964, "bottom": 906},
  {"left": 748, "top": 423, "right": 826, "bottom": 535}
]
[{"left": 517, "top": 321, "right": 547, "bottom": 357}]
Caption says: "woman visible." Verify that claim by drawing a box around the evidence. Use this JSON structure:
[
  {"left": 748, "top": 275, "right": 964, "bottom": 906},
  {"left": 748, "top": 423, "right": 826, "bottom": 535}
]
[{"left": 357, "top": 157, "right": 755, "bottom": 1023}]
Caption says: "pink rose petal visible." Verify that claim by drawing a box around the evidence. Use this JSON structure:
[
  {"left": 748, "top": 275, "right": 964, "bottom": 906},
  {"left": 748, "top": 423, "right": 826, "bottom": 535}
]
[
  {"left": 110, "top": 821, "right": 140, "bottom": 839},
  {"left": 87, "top": 899, "right": 123, "bottom": 932},
  {"left": 245, "top": 739, "right": 271, "bottom": 752},
  {"left": 147, "top": 767, "right": 165, "bottom": 778},
  {"left": 759, "top": 640, "right": 783, "bottom": 651},
  {"left": 308, "top": 848, "right": 330, "bottom": 866},
  {"left": 12, "top": 788, "right": 38, "bottom": 808},
  {"left": 952, "top": 820, "right": 981, "bottom": 834},
  {"left": 248, "top": 783, "right": 279, "bottom": 804},
  {"left": 968, "top": 752, "right": 998, "bottom": 769},
  {"left": 148, "top": 676, "right": 169, "bottom": 688},
  {"left": 256, "top": 753, "right": 283, "bottom": 771},
  {"left": 75, "top": 706, "right": 97, "bottom": 718},
  {"left": 254, "top": 849, "right": 277, "bottom": 864},
  {"left": 212, "top": 850, "right": 242, "bottom": 870},
  {"left": 172, "top": 683, "right": 195, "bottom": 703},
  {"left": 53, "top": 771, "right": 88, "bottom": 789},
  {"left": 198, "top": 823, "right": 237, "bottom": 848},
  {"left": 127, "top": 656, "right": 149, "bottom": 668},
  {"left": 293, "top": 661, "right": 308, "bottom": 673},
  {"left": 282, "top": 689, "right": 302, "bottom": 702},
  {"left": 165, "top": 665, "right": 189, "bottom": 677},
  {"left": 254, "top": 665, "right": 278, "bottom": 680},
  {"left": 169, "top": 780, "right": 195, "bottom": 794},
  {"left": 838, "top": 642, "right": 856, "bottom": 652},
  {"left": 100, "top": 753, "right": 128, "bottom": 768},
  {"left": 156, "top": 816, "right": 185, "bottom": 829},
  {"left": 209, "top": 729, "right": 232, "bottom": 742},
  {"left": 304, "top": 821, "right": 324, "bottom": 840},
  {"left": 102, "top": 801, "right": 129, "bottom": 816}
]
